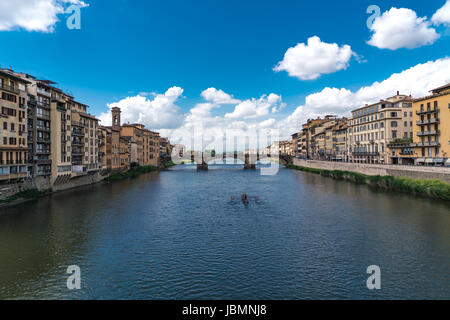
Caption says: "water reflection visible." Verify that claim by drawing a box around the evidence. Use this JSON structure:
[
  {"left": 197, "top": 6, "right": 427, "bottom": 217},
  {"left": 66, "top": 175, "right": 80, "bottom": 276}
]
[{"left": 0, "top": 168, "right": 448, "bottom": 299}]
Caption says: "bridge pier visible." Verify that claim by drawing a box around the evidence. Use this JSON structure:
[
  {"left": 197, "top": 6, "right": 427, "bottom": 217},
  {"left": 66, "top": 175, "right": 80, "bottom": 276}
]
[
  {"left": 191, "top": 151, "right": 209, "bottom": 170},
  {"left": 197, "top": 162, "right": 208, "bottom": 170},
  {"left": 244, "top": 154, "right": 256, "bottom": 170}
]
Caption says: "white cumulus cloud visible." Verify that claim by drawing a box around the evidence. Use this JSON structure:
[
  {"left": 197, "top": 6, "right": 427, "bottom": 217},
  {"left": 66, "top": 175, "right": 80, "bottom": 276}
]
[
  {"left": 277, "top": 57, "right": 450, "bottom": 138},
  {"left": 367, "top": 8, "right": 439, "bottom": 50},
  {"left": 98, "top": 87, "right": 185, "bottom": 129},
  {"left": 97, "top": 58, "right": 450, "bottom": 148},
  {"left": 201, "top": 88, "right": 240, "bottom": 105},
  {"left": 274, "top": 36, "right": 356, "bottom": 80},
  {"left": 225, "top": 93, "right": 285, "bottom": 119},
  {"left": 432, "top": 0, "right": 450, "bottom": 26},
  {"left": 0, "top": 0, "right": 88, "bottom": 32}
]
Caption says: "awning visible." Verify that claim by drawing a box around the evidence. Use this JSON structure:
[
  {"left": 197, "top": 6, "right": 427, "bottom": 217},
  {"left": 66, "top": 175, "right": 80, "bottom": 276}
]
[
  {"left": 425, "top": 158, "right": 434, "bottom": 163},
  {"left": 446, "top": 159, "right": 450, "bottom": 166},
  {"left": 433, "top": 158, "right": 444, "bottom": 163},
  {"left": 416, "top": 158, "right": 425, "bottom": 162}
]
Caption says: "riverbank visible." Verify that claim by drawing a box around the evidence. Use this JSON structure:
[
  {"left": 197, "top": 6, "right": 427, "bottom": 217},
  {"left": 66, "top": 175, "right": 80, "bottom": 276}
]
[
  {"left": 108, "top": 165, "right": 160, "bottom": 181},
  {"left": 288, "top": 164, "right": 450, "bottom": 201},
  {"left": 0, "top": 164, "right": 178, "bottom": 208},
  {"left": 0, "top": 188, "right": 52, "bottom": 207}
]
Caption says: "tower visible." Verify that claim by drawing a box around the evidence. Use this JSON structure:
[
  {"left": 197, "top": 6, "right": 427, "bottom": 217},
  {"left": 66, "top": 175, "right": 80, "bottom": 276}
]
[{"left": 112, "top": 107, "right": 121, "bottom": 131}]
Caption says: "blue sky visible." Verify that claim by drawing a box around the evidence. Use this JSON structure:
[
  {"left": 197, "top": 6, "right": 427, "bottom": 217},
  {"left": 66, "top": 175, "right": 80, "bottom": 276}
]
[{"left": 1, "top": 0, "right": 449, "bottom": 145}]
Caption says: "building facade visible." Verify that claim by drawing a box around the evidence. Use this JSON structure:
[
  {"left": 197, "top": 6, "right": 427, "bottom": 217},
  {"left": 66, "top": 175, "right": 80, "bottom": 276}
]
[
  {"left": 348, "top": 92, "right": 413, "bottom": 164},
  {"left": 389, "top": 84, "right": 450, "bottom": 166},
  {"left": 0, "top": 70, "right": 29, "bottom": 183}
]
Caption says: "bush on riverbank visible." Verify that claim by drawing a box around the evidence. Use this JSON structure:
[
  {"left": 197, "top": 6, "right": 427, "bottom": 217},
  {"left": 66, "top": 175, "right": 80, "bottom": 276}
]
[
  {"left": 0, "top": 188, "right": 52, "bottom": 204},
  {"left": 288, "top": 165, "right": 450, "bottom": 201},
  {"left": 164, "top": 161, "right": 176, "bottom": 168},
  {"left": 108, "top": 165, "right": 159, "bottom": 181}
]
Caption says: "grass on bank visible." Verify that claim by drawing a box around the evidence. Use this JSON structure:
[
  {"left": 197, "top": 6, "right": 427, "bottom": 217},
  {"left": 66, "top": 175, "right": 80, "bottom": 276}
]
[
  {"left": 288, "top": 165, "right": 450, "bottom": 201},
  {"left": 0, "top": 188, "right": 52, "bottom": 204},
  {"left": 108, "top": 165, "right": 160, "bottom": 181}
]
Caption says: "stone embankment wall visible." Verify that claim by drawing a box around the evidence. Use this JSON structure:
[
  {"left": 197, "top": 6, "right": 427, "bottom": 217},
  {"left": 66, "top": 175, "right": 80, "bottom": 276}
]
[
  {"left": 293, "top": 159, "right": 450, "bottom": 184},
  {"left": 0, "top": 171, "right": 108, "bottom": 201}
]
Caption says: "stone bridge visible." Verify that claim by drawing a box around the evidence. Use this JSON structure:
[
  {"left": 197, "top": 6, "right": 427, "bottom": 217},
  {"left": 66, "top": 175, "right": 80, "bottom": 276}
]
[{"left": 189, "top": 151, "right": 293, "bottom": 170}]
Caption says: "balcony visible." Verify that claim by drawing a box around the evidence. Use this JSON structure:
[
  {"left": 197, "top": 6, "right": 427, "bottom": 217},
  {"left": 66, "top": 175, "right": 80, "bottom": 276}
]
[
  {"left": 36, "top": 138, "right": 50, "bottom": 144},
  {"left": 28, "top": 99, "right": 37, "bottom": 108},
  {"left": 352, "top": 151, "right": 380, "bottom": 156},
  {"left": 36, "top": 113, "right": 50, "bottom": 120},
  {"left": 35, "top": 159, "right": 52, "bottom": 165},
  {"left": 72, "top": 151, "right": 84, "bottom": 156},
  {"left": 37, "top": 88, "right": 51, "bottom": 97},
  {"left": 72, "top": 130, "right": 84, "bottom": 137},
  {"left": 71, "top": 141, "right": 84, "bottom": 146},
  {"left": 72, "top": 121, "right": 87, "bottom": 128},
  {"left": 417, "top": 130, "right": 440, "bottom": 137},
  {"left": 37, "top": 137, "right": 51, "bottom": 144},
  {"left": 416, "top": 108, "right": 439, "bottom": 115},
  {"left": 417, "top": 118, "right": 440, "bottom": 125},
  {"left": 416, "top": 141, "right": 441, "bottom": 147},
  {"left": 35, "top": 149, "right": 51, "bottom": 155},
  {"left": 36, "top": 101, "right": 51, "bottom": 109},
  {"left": 36, "top": 126, "right": 51, "bottom": 132},
  {"left": 0, "top": 82, "right": 19, "bottom": 94}
]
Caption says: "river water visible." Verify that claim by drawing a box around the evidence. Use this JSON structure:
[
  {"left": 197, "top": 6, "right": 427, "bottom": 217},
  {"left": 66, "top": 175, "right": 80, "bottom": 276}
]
[{"left": 0, "top": 163, "right": 449, "bottom": 299}]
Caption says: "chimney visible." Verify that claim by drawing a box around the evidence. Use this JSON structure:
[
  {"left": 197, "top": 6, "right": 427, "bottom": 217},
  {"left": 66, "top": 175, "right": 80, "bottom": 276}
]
[{"left": 397, "top": 91, "right": 399, "bottom": 96}]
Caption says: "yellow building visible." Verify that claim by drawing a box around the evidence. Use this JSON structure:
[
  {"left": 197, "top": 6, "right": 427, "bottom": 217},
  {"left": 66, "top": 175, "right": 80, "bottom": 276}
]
[
  {"left": 121, "top": 123, "right": 159, "bottom": 167},
  {"left": 119, "top": 136, "right": 131, "bottom": 169},
  {"left": 70, "top": 100, "right": 100, "bottom": 175},
  {"left": 159, "top": 137, "right": 171, "bottom": 158},
  {"left": 0, "top": 70, "right": 29, "bottom": 182},
  {"left": 332, "top": 121, "right": 348, "bottom": 161},
  {"left": 49, "top": 85, "right": 73, "bottom": 184},
  {"left": 389, "top": 83, "right": 450, "bottom": 166},
  {"left": 5, "top": 71, "right": 53, "bottom": 178},
  {"left": 414, "top": 83, "right": 450, "bottom": 165},
  {"left": 102, "top": 107, "right": 121, "bottom": 170},
  {"left": 98, "top": 126, "right": 108, "bottom": 170},
  {"left": 310, "top": 117, "right": 338, "bottom": 160}
]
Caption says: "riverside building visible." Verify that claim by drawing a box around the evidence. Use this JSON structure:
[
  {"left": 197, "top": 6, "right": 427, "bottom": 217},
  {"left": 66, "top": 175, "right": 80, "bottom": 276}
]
[
  {"left": 389, "top": 83, "right": 450, "bottom": 166},
  {"left": 3, "top": 71, "right": 53, "bottom": 178},
  {"left": 0, "top": 69, "right": 30, "bottom": 182},
  {"left": 348, "top": 92, "right": 414, "bottom": 164}
]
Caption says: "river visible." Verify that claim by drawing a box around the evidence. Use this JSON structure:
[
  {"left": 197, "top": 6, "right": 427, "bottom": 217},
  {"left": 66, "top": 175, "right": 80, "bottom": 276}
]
[{"left": 0, "top": 163, "right": 449, "bottom": 299}]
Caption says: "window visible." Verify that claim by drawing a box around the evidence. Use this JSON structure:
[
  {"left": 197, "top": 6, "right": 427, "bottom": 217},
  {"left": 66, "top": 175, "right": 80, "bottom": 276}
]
[
  {"left": 1, "top": 92, "right": 17, "bottom": 102},
  {"left": 392, "top": 130, "right": 397, "bottom": 139},
  {"left": 3, "top": 122, "right": 6, "bottom": 130},
  {"left": 391, "top": 121, "right": 398, "bottom": 127}
]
